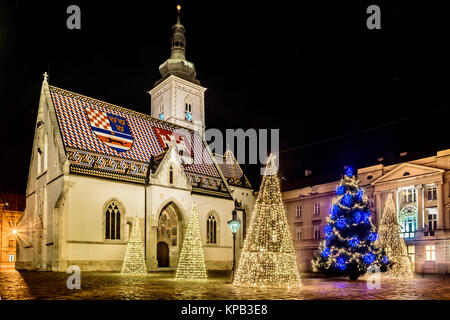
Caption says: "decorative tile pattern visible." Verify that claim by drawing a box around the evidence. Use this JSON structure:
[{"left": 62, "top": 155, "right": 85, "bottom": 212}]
[{"left": 50, "top": 86, "right": 220, "bottom": 178}]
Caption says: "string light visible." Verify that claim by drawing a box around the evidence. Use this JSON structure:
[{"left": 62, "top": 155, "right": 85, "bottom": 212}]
[
  {"left": 233, "top": 154, "right": 300, "bottom": 288},
  {"left": 312, "top": 169, "right": 388, "bottom": 280},
  {"left": 175, "top": 203, "right": 208, "bottom": 280},
  {"left": 375, "top": 193, "right": 413, "bottom": 279},
  {"left": 121, "top": 216, "right": 147, "bottom": 275}
]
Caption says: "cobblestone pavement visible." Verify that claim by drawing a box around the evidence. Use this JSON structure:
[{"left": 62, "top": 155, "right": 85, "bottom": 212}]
[{"left": 0, "top": 269, "right": 449, "bottom": 300}]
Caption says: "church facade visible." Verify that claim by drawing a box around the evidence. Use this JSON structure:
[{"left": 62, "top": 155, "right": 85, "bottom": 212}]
[{"left": 16, "top": 11, "right": 255, "bottom": 272}]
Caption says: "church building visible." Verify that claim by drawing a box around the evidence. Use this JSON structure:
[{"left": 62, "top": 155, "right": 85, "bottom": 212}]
[{"left": 16, "top": 8, "right": 255, "bottom": 271}]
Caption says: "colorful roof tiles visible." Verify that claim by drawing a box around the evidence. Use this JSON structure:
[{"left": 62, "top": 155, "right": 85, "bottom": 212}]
[
  {"left": 49, "top": 86, "right": 221, "bottom": 180},
  {"left": 214, "top": 150, "right": 252, "bottom": 189}
]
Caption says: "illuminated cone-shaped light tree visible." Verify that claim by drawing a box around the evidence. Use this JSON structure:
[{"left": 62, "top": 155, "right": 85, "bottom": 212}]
[
  {"left": 312, "top": 167, "right": 389, "bottom": 280},
  {"left": 121, "top": 216, "right": 147, "bottom": 274},
  {"left": 176, "top": 203, "right": 207, "bottom": 280},
  {"left": 376, "top": 193, "right": 413, "bottom": 279},
  {"left": 234, "top": 154, "right": 300, "bottom": 288}
]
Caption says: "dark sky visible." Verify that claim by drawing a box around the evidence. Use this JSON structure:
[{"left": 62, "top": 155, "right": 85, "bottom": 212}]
[{"left": 1, "top": 1, "right": 449, "bottom": 194}]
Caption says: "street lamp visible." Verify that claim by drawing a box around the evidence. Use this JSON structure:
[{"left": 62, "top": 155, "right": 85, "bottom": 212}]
[{"left": 228, "top": 210, "right": 241, "bottom": 282}]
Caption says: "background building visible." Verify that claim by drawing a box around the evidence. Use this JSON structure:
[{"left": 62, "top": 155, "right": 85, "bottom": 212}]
[
  {"left": 0, "top": 193, "right": 24, "bottom": 268},
  {"left": 283, "top": 149, "right": 450, "bottom": 274}
]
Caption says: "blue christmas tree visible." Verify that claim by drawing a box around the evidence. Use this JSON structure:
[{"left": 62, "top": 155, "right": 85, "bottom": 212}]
[{"left": 312, "top": 167, "right": 389, "bottom": 280}]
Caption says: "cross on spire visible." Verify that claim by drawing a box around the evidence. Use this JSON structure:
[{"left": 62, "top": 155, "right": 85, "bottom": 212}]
[{"left": 43, "top": 72, "right": 48, "bottom": 82}]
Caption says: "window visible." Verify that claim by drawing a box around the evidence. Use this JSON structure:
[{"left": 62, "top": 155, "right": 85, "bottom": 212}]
[
  {"left": 367, "top": 194, "right": 375, "bottom": 208},
  {"left": 427, "top": 186, "right": 437, "bottom": 200},
  {"left": 314, "top": 225, "right": 321, "bottom": 239},
  {"left": 296, "top": 228, "right": 302, "bottom": 241},
  {"left": 242, "top": 210, "right": 247, "bottom": 240},
  {"left": 8, "top": 254, "right": 15, "bottom": 262},
  {"left": 314, "top": 203, "right": 320, "bottom": 216},
  {"left": 426, "top": 245, "right": 436, "bottom": 261},
  {"left": 169, "top": 165, "right": 174, "bottom": 184},
  {"left": 8, "top": 239, "right": 14, "bottom": 248},
  {"left": 105, "top": 201, "right": 121, "bottom": 240},
  {"left": 296, "top": 205, "right": 302, "bottom": 218},
  {"left": 427, "top": 208, "right": 437, "bottom": 231},
  {"left": 407, "top": 245, "right": 415, "bottom": 271},
  {"left": 185, "top": 102, "right": 192, "bottom": 113},
  {"left": 402, "top": 188, "right": 416, "bottom": 203},
  {"left": 206, "top": 213, "right": 217, "bottom": 244}
]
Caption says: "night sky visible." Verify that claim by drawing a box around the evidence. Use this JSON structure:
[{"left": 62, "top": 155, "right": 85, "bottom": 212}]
[{"left": 1, "top": 1, "right": 449, "bottom": 194}]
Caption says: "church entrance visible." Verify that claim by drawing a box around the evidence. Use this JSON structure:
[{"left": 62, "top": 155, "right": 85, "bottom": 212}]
[
  {"left": 157, "top": 242, "right": 169, "bottom": 267},
  {"left": 156, "top": 202, "right": 183, "bottom": 268}
]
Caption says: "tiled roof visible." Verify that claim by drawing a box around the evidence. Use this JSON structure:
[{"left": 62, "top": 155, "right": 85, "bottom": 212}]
[
  {"left": 49, "top": 86, "right": 221, "bottom": 179},
  {"left": 214, "top": 150, "right": 252, "bottom": 189}
]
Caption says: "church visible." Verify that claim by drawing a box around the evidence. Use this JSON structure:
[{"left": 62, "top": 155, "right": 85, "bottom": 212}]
[{"left": 16, "top": 8, "right": 255, "bottom": 272}]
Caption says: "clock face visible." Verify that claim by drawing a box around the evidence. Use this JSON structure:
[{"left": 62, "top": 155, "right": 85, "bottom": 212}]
[
  {"left": 185, "top": 111, "right": 192, "bottom": 122},
  {"left": 159, "top": 112, "right": 164, "bottom": 120}
]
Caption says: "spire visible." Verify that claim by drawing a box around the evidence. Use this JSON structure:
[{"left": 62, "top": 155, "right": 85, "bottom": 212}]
[
  {"left": 156, "top": 4, "right": 200, "bottom": 85},
  {"left": 170, "top": 4, "right": 186, "bottom": 60}
]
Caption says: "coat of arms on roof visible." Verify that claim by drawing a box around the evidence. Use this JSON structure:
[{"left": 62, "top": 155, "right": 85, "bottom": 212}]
[
  {"left": 85, "top": 107, "right": 134, "bottom": 152},
  {"left": 153, "top": 127, "right": 193, "bottom": 165}
]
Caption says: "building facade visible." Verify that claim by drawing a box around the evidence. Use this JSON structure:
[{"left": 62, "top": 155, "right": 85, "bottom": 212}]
[
  {"left": 16, "top": 10, "right": 254, "bottom": 272},
  {"left": 283, "top": 149, "right": 450, "bottom": 274},
  {"left": 0, "top": 193, "right": 24, "bottom": 268}
]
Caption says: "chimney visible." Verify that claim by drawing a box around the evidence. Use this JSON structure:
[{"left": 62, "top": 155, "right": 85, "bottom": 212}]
[
  {"left": 377, "top": 157, "right": 384, "bottom": 162},
  {"left": 305, "top": 170, "right": 312, "bottom": 177},
  {"left": 400, "top": 152, "right": 408, "bottom": 157}
]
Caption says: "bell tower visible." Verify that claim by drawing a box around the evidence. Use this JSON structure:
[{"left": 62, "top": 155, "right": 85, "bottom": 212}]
[{"left": 149, "top": 5, "right": 206, "bottom": 137}]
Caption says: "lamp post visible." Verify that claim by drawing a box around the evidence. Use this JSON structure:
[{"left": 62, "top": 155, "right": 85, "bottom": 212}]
[{"left": 228, "top": 209, "right": 241, "bottom": 282}]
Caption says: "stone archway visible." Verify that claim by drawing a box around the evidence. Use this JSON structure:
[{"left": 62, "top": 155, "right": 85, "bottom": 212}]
[{"left": 156, "top": 202, "right": 184, "bottom": 268}]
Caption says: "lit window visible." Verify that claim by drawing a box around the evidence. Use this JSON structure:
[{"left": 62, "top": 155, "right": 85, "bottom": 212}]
[
  {"left": 313, "top": 225, "right": 321, "bottom": 239},
  {"left": 105, "top": 201, "right": 121, "bottom": 240},
  {"left": 296, "top": 205, "right": 302, "bottom": 218},
  {"left": 206, "top": 213, "right": 217, "bottom": 244},
  {"left": 407, "top": 245, "right": 415, "bottom": 271},
  {"left": 8, "top": 254, "right": 15, "bottom": 262},
  {"left": 426, "top": 245, "right": 436, "bottom": 261},
  {"left": 314, "top": 203, "right": 320, "bottom": 216},
  {"left": 427, "top": 186, "right": 437, "bottom": 200}
]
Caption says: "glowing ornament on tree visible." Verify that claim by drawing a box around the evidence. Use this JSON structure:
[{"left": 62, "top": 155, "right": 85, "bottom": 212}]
[
  {"left": 376, "top": 193, "right": 413, "bottom": 279},
  {"left": 175, "top": 203, "right": 208, "bottom": 280},
  {"left": 233, "top": 154, "right": 300, "bottom": 288},
  {"left": 121, "top": 216, "right": 147, "bottom": 275}
]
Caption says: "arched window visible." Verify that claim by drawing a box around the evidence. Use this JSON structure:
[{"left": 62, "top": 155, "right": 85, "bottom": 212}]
[
  {"left": 169, "top": 165, "right": 174, "bottom": 184},
  {"left": 207, "top": 213, "right": 217, "bottom": 244},
  {"left": 105, "top": 200, "right": 121, "bottom": 240}
]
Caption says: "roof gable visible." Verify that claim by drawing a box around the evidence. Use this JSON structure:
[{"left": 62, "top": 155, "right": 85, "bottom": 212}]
[{"left": 371, "top": 163, "right": 444, "bottom": 185}]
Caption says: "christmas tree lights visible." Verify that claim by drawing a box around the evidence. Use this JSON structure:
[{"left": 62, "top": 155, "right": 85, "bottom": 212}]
[
  {"left": 121, "top": 216, "right": 147, "bottom": 275},
  {"left": 376, "top": 193, "right": 413, "bottom": 279},
  {"left": 175, "top": 203, "right": 208, "bottom": 280},
  {"left": 312, "top": 167, "right": 388, "bottom": 280},
  {"left": 233, "top": 155, "right": 300, "bottom": 288}
]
